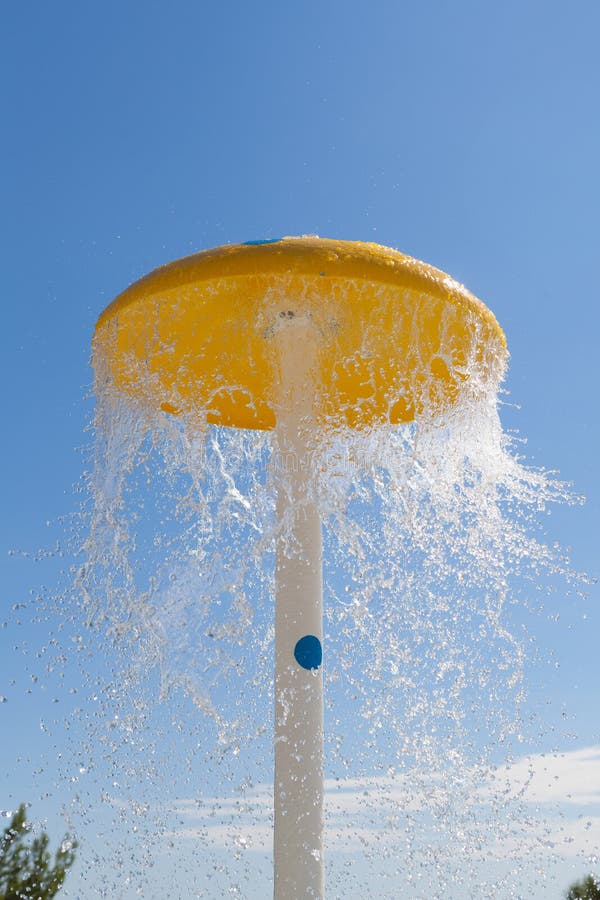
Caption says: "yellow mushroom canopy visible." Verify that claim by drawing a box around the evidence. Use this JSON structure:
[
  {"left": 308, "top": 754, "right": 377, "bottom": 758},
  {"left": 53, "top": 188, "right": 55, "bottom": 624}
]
[{"left": 93, "top": 236, "right": 506, "bottom": 430}]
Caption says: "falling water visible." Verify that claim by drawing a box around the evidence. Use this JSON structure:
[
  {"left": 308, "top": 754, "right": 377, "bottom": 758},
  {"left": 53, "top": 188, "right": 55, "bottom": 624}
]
[{"left": 64, "top": 300, "right": 584, "bottom": 900}]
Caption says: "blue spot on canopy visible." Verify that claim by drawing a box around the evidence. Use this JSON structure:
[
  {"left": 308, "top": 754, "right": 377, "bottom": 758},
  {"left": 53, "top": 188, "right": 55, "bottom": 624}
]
[
  {"left": 294, "top": 635, "right": 322, "bottom": 670},
  {"left": 243, "top": 238, "right": 282, "bottom": 245}
]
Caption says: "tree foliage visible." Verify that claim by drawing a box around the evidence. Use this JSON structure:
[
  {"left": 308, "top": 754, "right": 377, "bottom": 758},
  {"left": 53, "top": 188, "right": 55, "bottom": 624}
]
[
  {"left": 567, "top": 874, "right": 600, "bottom": 899},
  {"left": 0, "top": 804, "right": 77, "bottom": 900}
]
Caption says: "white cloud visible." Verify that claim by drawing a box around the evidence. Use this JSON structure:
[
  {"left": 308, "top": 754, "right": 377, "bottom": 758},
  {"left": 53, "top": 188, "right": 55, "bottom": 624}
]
[
  {"left": 486, "top": 745, "right": 600, "bottom": 805},
  {"left": 160, "top": 745, "right": 600, "bottom": 868}
]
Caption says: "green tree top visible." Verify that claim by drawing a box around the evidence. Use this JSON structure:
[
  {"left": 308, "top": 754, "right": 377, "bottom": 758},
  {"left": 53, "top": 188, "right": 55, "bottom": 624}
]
[
  {"left": 0, "top": 804, "right": 77, "bottom": 900},
  {"left": 567, "top": 874, "right": 600, "bottom": 899}
]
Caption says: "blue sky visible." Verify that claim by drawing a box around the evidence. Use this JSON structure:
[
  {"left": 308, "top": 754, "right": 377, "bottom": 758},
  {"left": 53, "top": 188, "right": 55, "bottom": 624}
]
[{"left": 1, "top": 1, "right": 600, "bottom": 897}]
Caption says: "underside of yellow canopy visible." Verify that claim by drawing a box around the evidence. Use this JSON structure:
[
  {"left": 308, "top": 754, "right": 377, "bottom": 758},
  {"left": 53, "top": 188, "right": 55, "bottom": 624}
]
[{"left": 93, "top": 236, "right": 506, "bottom": 429}]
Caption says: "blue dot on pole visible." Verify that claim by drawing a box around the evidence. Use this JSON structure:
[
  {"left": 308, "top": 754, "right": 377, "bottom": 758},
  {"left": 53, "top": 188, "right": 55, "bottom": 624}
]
[{"left": 294, "top": 635, "right": 322, "bottom": 670}]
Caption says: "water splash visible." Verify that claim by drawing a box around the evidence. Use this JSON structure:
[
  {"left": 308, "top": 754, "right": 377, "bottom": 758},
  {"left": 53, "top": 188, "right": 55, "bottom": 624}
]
[{"left": 63, "top": 327, "right": 585, "bottom": 897}]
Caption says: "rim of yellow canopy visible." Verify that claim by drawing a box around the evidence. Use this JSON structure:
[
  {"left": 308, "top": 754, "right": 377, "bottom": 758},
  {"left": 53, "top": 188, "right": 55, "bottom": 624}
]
[{"left": 93, "top": 236, "right": 506, "bottom": 430}]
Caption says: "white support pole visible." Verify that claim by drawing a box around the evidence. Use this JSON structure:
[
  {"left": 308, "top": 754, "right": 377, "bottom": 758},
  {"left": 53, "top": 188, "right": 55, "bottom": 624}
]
[{"left": 272, "top": 312, "right": 324, "bottom": 900}]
